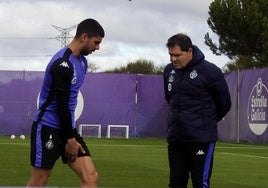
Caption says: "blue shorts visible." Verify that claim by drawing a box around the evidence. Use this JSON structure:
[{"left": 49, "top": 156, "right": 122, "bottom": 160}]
[{"left": 30, "top": 122, "right": 91, "bottom": 169}]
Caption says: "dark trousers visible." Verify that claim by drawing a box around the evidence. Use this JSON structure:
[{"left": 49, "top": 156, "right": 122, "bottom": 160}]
[{"left": 168, "top": 142, "right": 215, "bottom": 188}]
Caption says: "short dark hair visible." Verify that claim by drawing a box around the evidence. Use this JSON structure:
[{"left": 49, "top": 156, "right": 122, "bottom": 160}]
[
  {"left": 166, "top": 33, "right": 192, "bottom": 51},
  {"left": 75, "top": 18, "right": 105, "bottom": 38}
]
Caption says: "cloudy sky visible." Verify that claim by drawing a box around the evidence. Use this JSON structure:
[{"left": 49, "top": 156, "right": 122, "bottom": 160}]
[{"left": 0, "top": 0, "right": 229, "bottom": 72}]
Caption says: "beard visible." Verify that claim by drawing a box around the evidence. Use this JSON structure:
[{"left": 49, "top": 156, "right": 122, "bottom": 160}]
[
  {"left": 80, "top": 44, "right": 93, "bottom": 56},
  {"left": 80, "top": 48, "right": 91, "bottom": 56}
]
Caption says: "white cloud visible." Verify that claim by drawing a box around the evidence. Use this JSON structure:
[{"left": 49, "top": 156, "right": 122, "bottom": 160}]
[{"left": 0, "top": 0, "right": 229, "bottom": 72}]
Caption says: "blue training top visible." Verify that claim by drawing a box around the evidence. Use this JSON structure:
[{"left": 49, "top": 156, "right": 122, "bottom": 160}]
[{"left": 34, "top": 47, "right": 88, "bottom": 139}]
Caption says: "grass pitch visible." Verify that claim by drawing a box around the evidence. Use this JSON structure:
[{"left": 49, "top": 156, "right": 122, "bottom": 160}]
[{"left": 0, "top": 136, "right": 268, "bottom": 187}]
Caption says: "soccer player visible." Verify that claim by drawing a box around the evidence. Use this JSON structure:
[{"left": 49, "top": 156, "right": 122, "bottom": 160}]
[
  {"left": 163, "top": 33, "right": 231, "bottom": 188},
  {"left": 26, "top": 18, "right": 105, "bottom": 187}
]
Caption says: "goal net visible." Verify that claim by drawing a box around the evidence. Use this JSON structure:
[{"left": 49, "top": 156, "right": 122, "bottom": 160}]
[
  {"left": 78, "top": 124, "right": 101, "bottom": 138},
  {"left": 106, "top": 125, "right": 129, "bottom": 138}
]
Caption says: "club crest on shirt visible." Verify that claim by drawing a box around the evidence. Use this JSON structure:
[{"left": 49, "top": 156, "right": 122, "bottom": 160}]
[
  {"left": 168, "top": 69, "right": 176, "bottom": 82},
  {"left": 190, "top": 69, "right": 198, "bottom": 79},
  {"left": 168, "top": 83, "right": 172, "bottom": 91},
  {"left": 168, "top": 75, "right": 175, "bottom": 83},
  {"left": 71, "top": 77, "right": 77, "bottom": 84},
  {"left": 45, "top": 134, "right": 54, "bottom": 150}
]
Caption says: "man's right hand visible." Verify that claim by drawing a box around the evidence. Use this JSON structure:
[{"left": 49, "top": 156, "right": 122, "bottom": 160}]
[{"left": 65, "top": 137, "right": 85, "bottom": 162}]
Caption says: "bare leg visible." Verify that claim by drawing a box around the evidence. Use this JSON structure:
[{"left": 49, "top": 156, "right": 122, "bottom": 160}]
[
  {"left": 26, "top": 166, "right": 52, "bottom": 187},
  {"left": 68, "top": 156, "right": 99, "bottom": 188}
]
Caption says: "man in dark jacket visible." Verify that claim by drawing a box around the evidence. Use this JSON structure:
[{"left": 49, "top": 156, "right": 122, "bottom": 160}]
[{"left": 163, "top": 33, "right": 231, "bottom": 188}]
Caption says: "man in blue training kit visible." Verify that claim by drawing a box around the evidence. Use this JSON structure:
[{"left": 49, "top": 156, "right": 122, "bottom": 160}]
[
  {"left": 163, "top": 33, "right": 231, "bottom": 188},
  {"left": 27, "top": 18, "right": 105, "bottom": 187}
]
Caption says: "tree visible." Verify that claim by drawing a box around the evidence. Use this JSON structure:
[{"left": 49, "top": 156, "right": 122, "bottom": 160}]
[
  {"left": 105, "top": 59, "right": 164, "bottom": 75},
  {"left": 87, "top": 62, "right": 99, "bottom": 72},
  {"left": 205, "top": 0, "right": 268, "bottom": 71}
]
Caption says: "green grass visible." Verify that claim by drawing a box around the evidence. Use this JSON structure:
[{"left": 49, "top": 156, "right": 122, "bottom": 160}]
[{"left": 0, "top": 136, "right": 268, "bottom": 187}]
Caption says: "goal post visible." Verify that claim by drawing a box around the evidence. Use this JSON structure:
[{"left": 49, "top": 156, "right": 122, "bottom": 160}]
[
  {"left": 106, "top": 124, "right": 129, "bottom": 138},
  {"left": 78, "top": 124, "right": 102, "bottom": 138}
]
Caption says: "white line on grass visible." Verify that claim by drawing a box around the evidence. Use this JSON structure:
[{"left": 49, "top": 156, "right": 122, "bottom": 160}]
[
  {"left": 0, "top": 143, "right": 29, "bottom": 145},
  {"left": 221, "top": 152, "right": 268, "bottom": 159},
  {"left": 0, "top": 143, "right": 166, "bottom": 148},
  {"left": 90, "top": 144, "right": 166, "bottom": 148},
  {"left": 217, "top": 146, "right": 268, "bottom": 150}
]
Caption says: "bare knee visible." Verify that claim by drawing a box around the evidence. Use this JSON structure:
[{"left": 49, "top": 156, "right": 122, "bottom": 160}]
[
  {"left": 91, "top": 170, "right": 99, "bottom": 184},
  {"left": 27, "top": 176, "right": 48, "bottom": 187},
  {"left": 27, "top": 167, "right": 51, "bottom": 187},
  {"left": 81, "top": 170, "right": 99, "bottom": 187}
]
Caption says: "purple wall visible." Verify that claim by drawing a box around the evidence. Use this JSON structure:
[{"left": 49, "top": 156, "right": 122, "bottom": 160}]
[
  {"left": 218, "top": 68, "right": 268, "bottom": 144},
  {"left": 0, "top": 71, "right": 169, "bottom": 138},
  {"left": 217, "top": 71, "right": 238, "bottom": 142},
  {"left": 237, "top": 68, "right": 268, "bottom": 143},
  {"left": 0, "top": 69, "right": 268, "bottom": 144},
  {"left": 0, "top": 71, "right": 44, "bottom": 135}
]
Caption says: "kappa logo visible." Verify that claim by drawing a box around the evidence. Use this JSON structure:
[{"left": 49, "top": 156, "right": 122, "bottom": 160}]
[
  {"left": 59, "top": 61, "right": 69, "bottom": 68},
  {"left": 196, "top": 150, "right": 205, "bottom": 155}
]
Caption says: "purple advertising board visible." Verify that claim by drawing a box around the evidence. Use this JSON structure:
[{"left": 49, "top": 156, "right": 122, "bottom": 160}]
[
  {"left": 0, "top": 68, "right": 267, "bottom": 144},
  {"left": 238, "top": 68, "right": 268, "bottom": 144},
  {"left": 0, "top": 71, "right": 169, "bottom": 138}
]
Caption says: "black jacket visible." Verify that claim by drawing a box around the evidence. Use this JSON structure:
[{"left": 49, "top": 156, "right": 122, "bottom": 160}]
[{"left": 163, "top": 45, "right": 231, "bottom": 144}]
